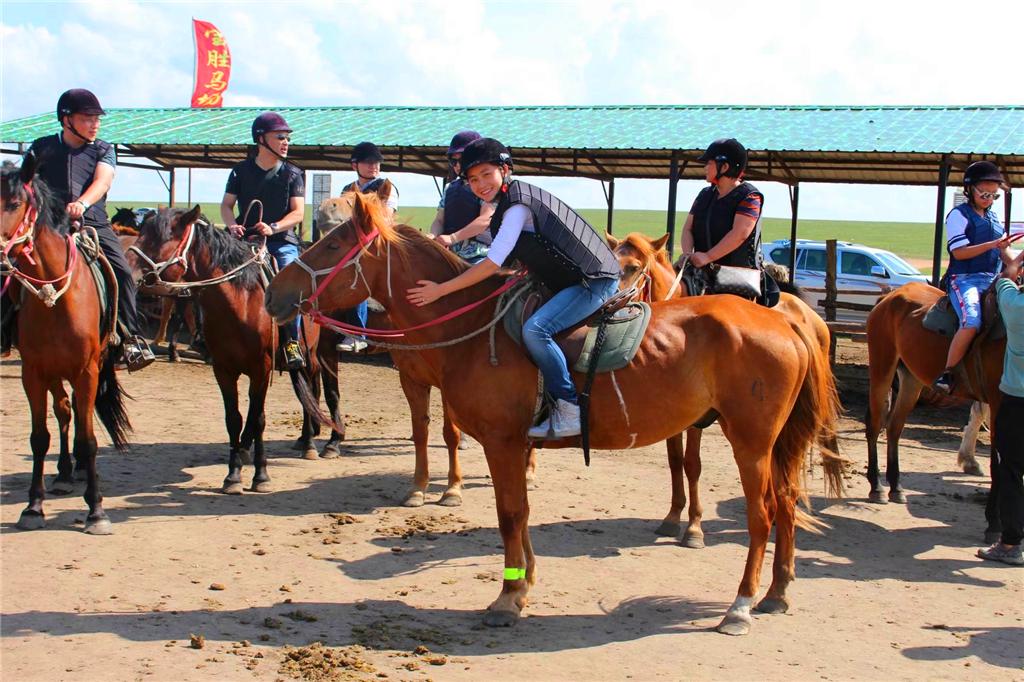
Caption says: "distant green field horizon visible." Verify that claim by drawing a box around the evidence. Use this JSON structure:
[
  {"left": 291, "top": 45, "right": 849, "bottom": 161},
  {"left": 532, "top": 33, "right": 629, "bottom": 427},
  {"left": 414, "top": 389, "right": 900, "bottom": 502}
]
[{"left": 113, "top": 201, "right": 943, "bottom": 273}]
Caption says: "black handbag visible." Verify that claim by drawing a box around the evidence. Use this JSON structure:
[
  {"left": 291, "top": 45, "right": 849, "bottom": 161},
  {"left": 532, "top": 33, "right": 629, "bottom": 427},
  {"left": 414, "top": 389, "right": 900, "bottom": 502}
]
[{"left": 702, "top": 197, "right": 763, "bottom": 299}]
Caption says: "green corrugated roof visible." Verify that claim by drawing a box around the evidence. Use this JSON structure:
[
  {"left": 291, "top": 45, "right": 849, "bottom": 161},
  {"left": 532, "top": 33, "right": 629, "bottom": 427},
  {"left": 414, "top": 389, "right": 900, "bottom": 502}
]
[{"left": 3, "top": 105, "right": 1023, "bottom": 185}]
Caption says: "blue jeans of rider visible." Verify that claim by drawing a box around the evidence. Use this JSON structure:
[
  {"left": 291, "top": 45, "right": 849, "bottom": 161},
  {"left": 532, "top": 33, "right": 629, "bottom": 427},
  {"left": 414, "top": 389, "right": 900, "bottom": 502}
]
[
  {"left": 343, "top": 300, "right": 369, "bottom": 333},
  {"left": 523, "top": 277, "right": 619, "bottom": 404},
  {"left": 268, "top": 241, "right": 301, "bottom": 341}
]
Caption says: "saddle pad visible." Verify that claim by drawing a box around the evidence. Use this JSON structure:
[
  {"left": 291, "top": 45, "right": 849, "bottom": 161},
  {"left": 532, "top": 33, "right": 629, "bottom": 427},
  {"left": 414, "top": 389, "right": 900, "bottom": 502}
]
[
  {"left": 922, "top": 295, "right": 1005, "bottom": 340},
  {"left": 502, "top": 292, "right": 652, "bottom": 373}
]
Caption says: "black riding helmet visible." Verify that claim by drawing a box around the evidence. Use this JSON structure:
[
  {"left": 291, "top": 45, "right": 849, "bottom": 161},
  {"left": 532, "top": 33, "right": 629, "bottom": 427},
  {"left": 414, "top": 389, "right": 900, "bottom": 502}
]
[
  {"left": 458, "top": 137, "right": 513, "bottom": 179},
  {"left": 963, "top": 160, "right": 1006, "bottom": 187},
  {"left": 447, "top": 130, "right": 482, "bottom": 157},
  {"left": 251, "top": 111, "right": 292, "bottom": 142},
  {"left": 56, "top": 89, "right": 106, "bottom": 120},
  {"left": 698, "top": 138, "right": 747, "bottom": 179},
  {"left": 351, "top": 141, "right": 384, "bottom": 163}
]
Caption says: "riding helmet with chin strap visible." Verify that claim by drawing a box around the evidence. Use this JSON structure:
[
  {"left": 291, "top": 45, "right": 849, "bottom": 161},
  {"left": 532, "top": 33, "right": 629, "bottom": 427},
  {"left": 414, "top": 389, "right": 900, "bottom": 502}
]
[
  {"left": 56, "top": 89, "right": 106, "bottom": 120},
  {"left": 251, "top": 112, "right": 292, "bottom": 143},
  {"left": 458, "top": 137, "right": 513, "bottom": 179},
  {"left": 697, "top": 138, "right": 748, "bottom": 180},
  {"left": 447, "top": 130, "right": 482, "bottom": 158},
  {"left": 963, "top": 160, "right": 1005, "bottom": 190},
  {"left": 351, "top": 141, "right": 384, "bottom": 163}
]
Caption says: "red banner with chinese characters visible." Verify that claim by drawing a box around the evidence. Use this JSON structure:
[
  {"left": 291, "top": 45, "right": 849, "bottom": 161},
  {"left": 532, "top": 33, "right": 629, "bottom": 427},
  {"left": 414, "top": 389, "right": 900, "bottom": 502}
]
[{"left": 191, "top": 19, "right": 231, "bottom": 108}]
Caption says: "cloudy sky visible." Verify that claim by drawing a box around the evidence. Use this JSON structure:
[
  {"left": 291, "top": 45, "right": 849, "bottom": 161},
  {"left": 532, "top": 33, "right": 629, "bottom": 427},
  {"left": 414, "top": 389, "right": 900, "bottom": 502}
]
[{"left": 2, "top": 0, "right": 1021, "bottom": 223}]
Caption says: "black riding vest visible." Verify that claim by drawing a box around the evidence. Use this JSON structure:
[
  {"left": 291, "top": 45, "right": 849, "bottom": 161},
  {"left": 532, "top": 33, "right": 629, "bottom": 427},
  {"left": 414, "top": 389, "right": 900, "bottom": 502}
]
[
  {"left": 490, "top": 180, "right": 620, "bottom": 292},
  {"left": 28, "top": 134, "right": 113, "bottom": 227},
  {"left": 689, "top": 182, "right": 763, "bottom": 269},
  {"left": 441, "top": 178, "right": 481, "bottom": 235},
  {"left": 343, "top": 177, "right": 396, "bottom": 200}
]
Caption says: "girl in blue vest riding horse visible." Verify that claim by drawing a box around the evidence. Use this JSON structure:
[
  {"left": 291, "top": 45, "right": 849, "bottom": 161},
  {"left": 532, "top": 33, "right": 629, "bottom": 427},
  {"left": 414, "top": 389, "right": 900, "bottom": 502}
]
[
  {"left": 429, "top": 130, "right": 496, "bottom": 264},
  {"left": 937, "top": 161, "right": 1016, "bottom": 392},
  {"left": 407, "top": 138, "right": 621, "bottom": 439}
]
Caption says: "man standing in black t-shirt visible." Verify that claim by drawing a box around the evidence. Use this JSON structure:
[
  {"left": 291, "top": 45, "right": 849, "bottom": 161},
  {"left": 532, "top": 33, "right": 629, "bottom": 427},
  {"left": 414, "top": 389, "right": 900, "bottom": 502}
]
[
  {"left": 219, "top": 112, "right": 306, "bottom": 369},
  {"left": 22, "top": 89, "right": 155, "bottom": 370}
]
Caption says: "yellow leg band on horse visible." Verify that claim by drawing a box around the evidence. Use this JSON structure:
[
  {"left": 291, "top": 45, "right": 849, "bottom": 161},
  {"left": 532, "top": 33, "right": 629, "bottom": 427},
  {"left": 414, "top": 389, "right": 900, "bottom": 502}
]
[{"left": 503, "top": 567, "right": 526, "bottom": 581}]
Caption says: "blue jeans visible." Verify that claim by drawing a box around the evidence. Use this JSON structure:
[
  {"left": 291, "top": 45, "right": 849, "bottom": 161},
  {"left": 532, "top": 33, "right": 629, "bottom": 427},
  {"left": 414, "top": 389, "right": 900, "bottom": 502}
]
[
  {"left": 523, "top": 277, "right": 619, "bottom": 403},
  {"left": 268, "top": 241, "right": 301, "bottom": 340},
  {"left": 949, "top": 272, "right": 996, "bottom": 330},
  {"left": 343, "top": 301, "right": 369, "bottom": 336}
]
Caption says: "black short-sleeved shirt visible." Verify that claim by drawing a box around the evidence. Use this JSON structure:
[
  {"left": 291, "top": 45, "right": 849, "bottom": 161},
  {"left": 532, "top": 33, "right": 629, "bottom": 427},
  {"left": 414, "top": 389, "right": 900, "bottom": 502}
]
[{"left": 225, "top": 158, "right": 304, "bottom": 244}]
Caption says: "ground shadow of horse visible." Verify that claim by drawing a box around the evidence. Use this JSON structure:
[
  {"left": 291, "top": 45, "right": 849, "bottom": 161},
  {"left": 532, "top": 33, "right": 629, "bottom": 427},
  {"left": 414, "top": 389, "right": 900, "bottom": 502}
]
[
  {"left": 0, "top": 436, "right": 484, "bottom": 532},
  {"left": 900, "top": 625, "right": 1023, "bottom": 670},
  {"left": 0, "top": 596, "right": 724, "bottom": 656}
]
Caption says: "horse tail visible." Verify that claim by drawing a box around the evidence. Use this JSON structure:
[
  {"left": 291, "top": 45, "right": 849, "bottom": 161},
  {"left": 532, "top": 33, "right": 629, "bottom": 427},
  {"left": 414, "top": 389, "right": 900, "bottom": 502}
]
[
  {"left": 291, "top": 366, "right": 338, "bottom": 431},
  {"left": 95, "top": 350, "right": 132, "bottom": 451},
  {"left": 772, "top": 323, "right": 843, "bottom": 532}
]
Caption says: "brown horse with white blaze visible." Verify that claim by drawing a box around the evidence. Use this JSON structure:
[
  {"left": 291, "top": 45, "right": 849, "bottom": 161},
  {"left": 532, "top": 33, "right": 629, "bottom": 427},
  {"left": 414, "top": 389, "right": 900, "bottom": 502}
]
[
  {"left": 608, "top": 231, "right": 842, "bottom": 548},
  {"left": 265, "top": 192, "right": 839, "bottom": 636},
  {"left": 1, "top": 157, "right": 131, "bottom": 534}
]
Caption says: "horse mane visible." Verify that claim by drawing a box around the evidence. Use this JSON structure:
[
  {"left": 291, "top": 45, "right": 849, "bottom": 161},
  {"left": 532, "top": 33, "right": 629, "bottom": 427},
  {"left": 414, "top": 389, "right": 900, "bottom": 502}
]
[
  {"left": 141, "top": 207, "right": 262, "bottom": 289},
  {"left": 1, "top": 161, "right": 71, "bottom": 236}
]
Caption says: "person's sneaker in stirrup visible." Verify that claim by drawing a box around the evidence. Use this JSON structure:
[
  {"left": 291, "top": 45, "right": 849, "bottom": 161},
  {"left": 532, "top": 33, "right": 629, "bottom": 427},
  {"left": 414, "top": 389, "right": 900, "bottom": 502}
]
[
  {"left": 977, "top": 542, "right": 1023, "bottom": 566},
  {"left": 336, "top": 335, "right": 367, "bottom": 353},
  {"left": 283, "top": 340, "right": 305, "bottom": 370},
  {"left": 528, "top": 399, "right": 581, "bottom": 439},
  {"left": 933, "top": 369, "right": 955, "bottom": 394},
  {"left": 123, "top": 336, "right": 156, "bottom": 372}
]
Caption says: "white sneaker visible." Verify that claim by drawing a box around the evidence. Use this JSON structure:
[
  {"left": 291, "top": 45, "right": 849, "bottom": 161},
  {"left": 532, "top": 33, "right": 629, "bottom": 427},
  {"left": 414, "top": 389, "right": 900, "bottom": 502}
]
[
  {"left": 528, "top": 399, "right": 581, "bottom": 439},
  {"left": 336, "top": 335, "right": 368, "bottom": 353}
]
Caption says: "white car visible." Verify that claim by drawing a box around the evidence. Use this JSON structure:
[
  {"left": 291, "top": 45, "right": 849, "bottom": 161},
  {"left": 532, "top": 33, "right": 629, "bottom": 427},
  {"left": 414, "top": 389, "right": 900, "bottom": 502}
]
[{"left": 761, "top": 239, "right": 929, "bottom": 315}]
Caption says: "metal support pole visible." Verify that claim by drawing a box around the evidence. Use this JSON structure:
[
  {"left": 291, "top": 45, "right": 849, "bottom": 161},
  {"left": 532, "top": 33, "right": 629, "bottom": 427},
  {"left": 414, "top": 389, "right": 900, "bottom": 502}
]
[
  {"left": 1005, "top": 189, "right": 1013, "bottom": 234},
  {"left": 930, "top": 158, "right": 950, "bottom": 287},
  {"left": 187, "top": 168, "right": 192, "bottom": 206},
  {"left": 788, "top": 183, "right": 800, "bottom": 282},
  {"left": 168, "top": 168, "right": 176, "bottom": 208},
  {"left": 666, "top": 152, "right": 680, "bottom": 259},
  {"left": 598, "top": 178, "right": 614, "bottom": 233}
]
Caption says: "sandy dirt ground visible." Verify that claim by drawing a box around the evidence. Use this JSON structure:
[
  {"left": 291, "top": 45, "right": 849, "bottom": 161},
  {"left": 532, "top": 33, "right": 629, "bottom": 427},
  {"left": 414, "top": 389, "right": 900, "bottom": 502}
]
[{"left": 1, "top": 340, "right": 1021, "bottom": 681}]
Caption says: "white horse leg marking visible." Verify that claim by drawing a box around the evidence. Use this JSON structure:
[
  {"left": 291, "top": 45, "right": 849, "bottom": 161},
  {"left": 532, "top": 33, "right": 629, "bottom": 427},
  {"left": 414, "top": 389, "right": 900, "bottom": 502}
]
[
  {"left": 957, "top": 401, "right": 986, "bottom": 475},
  {"left": 726, "top": 595, "right": 754, "bottom": 620}
]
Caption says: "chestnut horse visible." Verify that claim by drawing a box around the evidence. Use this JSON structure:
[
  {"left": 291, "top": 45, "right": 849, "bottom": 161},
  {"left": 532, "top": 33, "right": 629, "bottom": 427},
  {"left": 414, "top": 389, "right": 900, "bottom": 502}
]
[
  {"left": 1, "top": 158, "right": 130, "bottom": 534},
  {"left": 265, "top": 193, "right": 839, "bottom": 636},
  {"left": 865, "top": 281, "right": 1004, "bottom": 542},
  {"left": 132, "top": 206, "right": 323, "bottom": 494},
  {"left": 608, "top": 232, "right": 842, "bottom": 548},
  {"left": 316, "top": 187, "right": 536, "bottom": 507}
]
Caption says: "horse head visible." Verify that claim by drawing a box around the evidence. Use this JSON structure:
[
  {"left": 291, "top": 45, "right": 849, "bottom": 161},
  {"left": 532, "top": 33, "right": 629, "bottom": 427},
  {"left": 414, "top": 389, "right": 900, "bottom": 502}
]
[
  {"left": 110, "top": 207, "right": 138, "bottom": 233},
  {"left": 132, "top": 205, "right": 203, "bottom": 292},
  {"left": 317, "top": 179, "right": 394, "bottom": 228},
  {"left": 608, "top": 232, "right": 674, "bottom": 300},
  {"left": 266, "top": 190, "right": 400, "bottom": 323},
  {"left": 1, "top": 156, "right": 40, "bottom": 255}
]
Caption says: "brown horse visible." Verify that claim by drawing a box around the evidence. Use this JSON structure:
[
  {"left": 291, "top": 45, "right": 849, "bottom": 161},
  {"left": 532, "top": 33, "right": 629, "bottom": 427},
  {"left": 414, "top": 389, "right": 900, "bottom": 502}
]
[
  {"left": 607, "top": 232, "right": 841, "bottom": 548},
  {"left": 133, "top": 206, "right": 323, "bottom": 494},
  {"left": 265, "top": 192, "right": 839, "bottom": 636},
  {"left": 865, "top": 281, "right": 1003, "bottom": 541},
  {"left": 1, "top": 157, "right": 131, "bottom": 534},
  {"left": 316, "top": 188, "right": 537, "bottom": 506}
]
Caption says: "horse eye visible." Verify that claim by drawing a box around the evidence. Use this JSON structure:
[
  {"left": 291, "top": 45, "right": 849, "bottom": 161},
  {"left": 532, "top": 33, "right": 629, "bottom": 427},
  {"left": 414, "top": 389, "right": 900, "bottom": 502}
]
[{"left": 624, "top": 265, "right": 639, "bottom": 274}]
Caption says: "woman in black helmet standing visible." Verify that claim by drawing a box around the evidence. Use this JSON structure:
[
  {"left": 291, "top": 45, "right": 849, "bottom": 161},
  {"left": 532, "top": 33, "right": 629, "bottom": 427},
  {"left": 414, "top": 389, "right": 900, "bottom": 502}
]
[
  {"left": 676, "top": 138, "right": 766, "bottom": 299},
  {"left": 407, "top": 138, "right": 620, "bottom": 440}
]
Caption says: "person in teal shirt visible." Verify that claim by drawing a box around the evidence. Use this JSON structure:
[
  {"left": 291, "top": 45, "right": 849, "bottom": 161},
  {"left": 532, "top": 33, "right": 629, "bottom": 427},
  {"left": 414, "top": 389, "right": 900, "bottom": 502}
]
[{"left": 978, "top": 251, "right": 1024, "bottom": 566}]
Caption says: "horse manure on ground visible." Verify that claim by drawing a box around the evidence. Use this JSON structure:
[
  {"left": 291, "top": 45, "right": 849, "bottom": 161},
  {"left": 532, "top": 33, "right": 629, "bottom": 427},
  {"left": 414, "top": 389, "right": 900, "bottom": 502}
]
[{"left": 278, "top": 642, "right": 376, "bottom": 681}]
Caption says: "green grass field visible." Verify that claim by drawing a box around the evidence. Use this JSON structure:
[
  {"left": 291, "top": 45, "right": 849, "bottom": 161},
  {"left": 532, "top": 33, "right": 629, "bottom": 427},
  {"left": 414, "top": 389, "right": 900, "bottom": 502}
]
[{"left": 112, "top": 201, "right": 941, "bottom": 271}]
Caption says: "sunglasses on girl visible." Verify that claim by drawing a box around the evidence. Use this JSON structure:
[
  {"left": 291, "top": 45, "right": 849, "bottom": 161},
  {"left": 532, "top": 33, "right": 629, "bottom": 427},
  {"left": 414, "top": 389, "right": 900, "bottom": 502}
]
[
  {"left": 274, "top": 134, "right": 291, "bottom": 141},
  {"left": 973, "top": 188, "right": 1000, "bottom": 201}
]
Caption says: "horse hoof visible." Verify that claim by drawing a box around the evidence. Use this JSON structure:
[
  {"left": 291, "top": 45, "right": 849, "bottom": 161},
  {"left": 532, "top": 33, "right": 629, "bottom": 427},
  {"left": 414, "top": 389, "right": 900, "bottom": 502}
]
[
  {"left": 251, "top": 480, "right": 273, "bottom": 493},
  {"left": 438, "top": 490, "right": 463, "bottom": 507},
  {"left": 236, "top": 449, "right": 252, "bottom": 466},
  {"left": 655, "top": 520, "right": 681, "bottom": 537},
  {"left": 403, "top": 491, "right": 425, "bottom": 508},
  {"left": 755, "top": 597, "right": 789, "bottom": 614},
  {"left": 84, "top": 518, "right": 113, "bottom": 535},
  {"left": 302, "top": 447, "right": 319, "bottom": 461},
  {"left": 867, "top": 490, "right": 887, "bottom": 504},
  {"left": 984, "top": 529, "right": 1002, "bottom": 545},
  {"left": 17, "top": 511, "right": 45, "bottom": 530},
  {"left": 222, "top": 481, "right": 244, "bottom": 495},
  {"left": 681, "top": 530, "right": 706, "bottom": 549},
  {"left": 319, "top": 444, "right": 341, "bottom": 459},
  {"left": 961, "top": 461, "right": 984, "bottom": 476},
  {"left": 716, "top": 612, "right": 751, "bottom": 636},
  {"left": 483, "top": 609, "right": 520, "bottom": 628},
  {"left": 888, "top": 490, "right": 907, "bottom": 504},
  {"left": 50, "top": 480, "right": 75, "bottom": 495}
]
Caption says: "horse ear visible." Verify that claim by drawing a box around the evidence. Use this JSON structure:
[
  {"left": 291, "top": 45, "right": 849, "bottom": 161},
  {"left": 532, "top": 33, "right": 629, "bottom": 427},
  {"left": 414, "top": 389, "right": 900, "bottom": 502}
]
[
  {"left": 651, "top": 233, "right": 670, "bottom": 252},
  {"left": 605, "top": 233, "right": 619, "bottom": 249},
  {"left": 20, "top": 151, "right": 38, "bottom": 184},
  {"left": 350, "top": 191, "right": 371, "bottom": 233},
  {"left": 180, "top": 204, "right": 202, "bottom": 230},
  {"left": 377, "top": 179, "right": 393, "bottom": 201}
]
